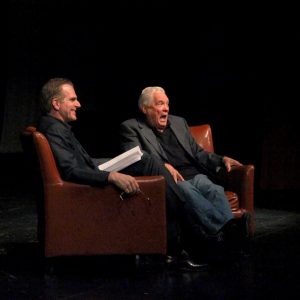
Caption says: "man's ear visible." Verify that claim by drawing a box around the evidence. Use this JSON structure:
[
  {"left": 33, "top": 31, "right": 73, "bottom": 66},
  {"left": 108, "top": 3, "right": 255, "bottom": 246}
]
[
  {"left": 52, "top": 98, "right": 60, "bottom": 111},
  {"left": 141, "top": 106, "right": 147, "bottom": 114}
]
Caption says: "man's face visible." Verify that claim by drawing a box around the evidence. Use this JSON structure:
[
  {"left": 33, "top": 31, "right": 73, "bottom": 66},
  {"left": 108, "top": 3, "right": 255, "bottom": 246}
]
[
  {"left": 142, "top": 91, "right": 169, "bottom": 132},
  {"left": 52, "top": 84, "right": 81, "bottom": 122}
]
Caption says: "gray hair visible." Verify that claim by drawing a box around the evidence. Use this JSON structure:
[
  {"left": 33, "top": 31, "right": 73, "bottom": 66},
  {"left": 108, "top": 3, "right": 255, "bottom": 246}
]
[
  {"left": 138, "top": 86, "right": 166, "bottom": 110},
  {"left": 40, "top": 77, "right": 74, "bottom": 113}
]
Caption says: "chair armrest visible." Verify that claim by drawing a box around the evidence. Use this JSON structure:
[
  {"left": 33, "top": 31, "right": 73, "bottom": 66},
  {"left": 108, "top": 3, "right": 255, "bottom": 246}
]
[
  {"left": 224, "top": 165, "right": 255, "bottom": 213},
  {"left": 43, "top": 175, "right": 167, "bottom": 257}
]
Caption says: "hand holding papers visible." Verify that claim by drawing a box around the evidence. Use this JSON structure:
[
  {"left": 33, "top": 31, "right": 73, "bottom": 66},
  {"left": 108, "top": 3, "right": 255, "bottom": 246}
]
[{"left": 98, "top": 146, "right": 143, "bottom": 172}]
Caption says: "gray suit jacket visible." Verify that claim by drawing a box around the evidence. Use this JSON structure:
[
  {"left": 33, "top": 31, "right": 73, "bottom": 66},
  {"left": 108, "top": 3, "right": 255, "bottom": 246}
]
[{"left": 120, "top": 115, "right": 225, "bottom": 180}]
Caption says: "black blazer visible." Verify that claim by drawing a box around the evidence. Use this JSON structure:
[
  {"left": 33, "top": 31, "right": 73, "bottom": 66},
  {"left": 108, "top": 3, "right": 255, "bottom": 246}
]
[
  {"left": 38, "top": 115, "right": 110, "bottom": 187},
  {"left": 120, "top": 115, "right": 225, "bottom": 180}
]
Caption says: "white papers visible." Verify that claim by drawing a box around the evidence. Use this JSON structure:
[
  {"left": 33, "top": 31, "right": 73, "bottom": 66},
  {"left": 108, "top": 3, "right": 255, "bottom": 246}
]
[{"left": 98, "top": 146, "right": 143, "bottom": 172}]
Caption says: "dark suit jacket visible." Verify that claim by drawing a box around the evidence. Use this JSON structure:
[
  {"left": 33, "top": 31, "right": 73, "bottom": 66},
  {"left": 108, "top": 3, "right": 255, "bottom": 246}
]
[
  {"left": 120, "top": 115, "right": 225, "bottom": 180},
  {"left": 38, "top": 115, "right": 110, "bottom": 187}
]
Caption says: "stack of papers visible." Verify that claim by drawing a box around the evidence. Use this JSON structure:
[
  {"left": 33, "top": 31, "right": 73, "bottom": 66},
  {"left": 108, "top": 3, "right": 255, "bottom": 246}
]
[{"left": 98, "top": 146, "right": 143, "bottom": 172}]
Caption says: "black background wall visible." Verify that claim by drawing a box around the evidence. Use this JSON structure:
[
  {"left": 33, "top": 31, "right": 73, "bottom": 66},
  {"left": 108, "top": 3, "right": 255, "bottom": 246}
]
[{"left": 2, "top": 1, "right": 299, "bottom": 191}]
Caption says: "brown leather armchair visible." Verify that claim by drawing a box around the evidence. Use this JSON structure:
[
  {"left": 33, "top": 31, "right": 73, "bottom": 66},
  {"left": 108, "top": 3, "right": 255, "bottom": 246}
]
[
  {"left": 21, "top": 127, "right": 167, "bottom": 258},
  {"left": 189, "top": 124, "right": 255, "bottom": 236}
]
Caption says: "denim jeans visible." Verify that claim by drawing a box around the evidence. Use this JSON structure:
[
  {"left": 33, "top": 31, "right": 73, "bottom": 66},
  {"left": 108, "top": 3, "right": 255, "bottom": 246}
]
[{"left": 177, "top": 174, "right": 233, "bottom": 235}]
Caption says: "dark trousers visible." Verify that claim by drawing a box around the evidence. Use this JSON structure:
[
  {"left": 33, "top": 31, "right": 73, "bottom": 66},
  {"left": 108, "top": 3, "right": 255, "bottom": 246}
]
[{"left": 124, "top": 153, "right": 187, "bottom": 254}]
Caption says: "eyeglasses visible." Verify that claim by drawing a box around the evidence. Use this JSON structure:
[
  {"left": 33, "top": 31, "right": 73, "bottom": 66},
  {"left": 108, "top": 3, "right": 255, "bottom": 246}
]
[
  {"left": 118, "top": 190, "right": 151, "bottom": 216},
  {"left": 119, "top": 190, "right": 150, "bottom": 203}
]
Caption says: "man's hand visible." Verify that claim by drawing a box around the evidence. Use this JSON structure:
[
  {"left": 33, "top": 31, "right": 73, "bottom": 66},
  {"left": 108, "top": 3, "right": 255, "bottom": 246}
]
[
  {"left": 108, "top": 172, "right": 140, "bottom": 194},
  {"left": 223, "top": 156, "right": 243, "bottom": 172},
  {"left": 164, "top": 163, "right": 184, "bottom": 183}
]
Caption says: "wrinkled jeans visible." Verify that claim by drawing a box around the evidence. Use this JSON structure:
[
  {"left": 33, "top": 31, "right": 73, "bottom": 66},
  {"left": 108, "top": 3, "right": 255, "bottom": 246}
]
[{"left": 178, "top": 174, "right": 233, "bottom": 235}]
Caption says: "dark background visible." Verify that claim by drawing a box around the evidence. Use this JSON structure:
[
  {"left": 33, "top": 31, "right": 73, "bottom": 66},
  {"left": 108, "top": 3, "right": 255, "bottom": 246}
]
[{"left": 2, "top": 1, "right": 299, "bottom": 193}]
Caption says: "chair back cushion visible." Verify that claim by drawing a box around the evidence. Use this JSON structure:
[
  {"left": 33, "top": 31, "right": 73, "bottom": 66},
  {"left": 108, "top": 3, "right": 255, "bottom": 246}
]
[
  {"left": 32, "top": 131, "right": 63, "bottom": 185},
  {"left": 189, "top": 124, "right": 214, "bottom": 152}
]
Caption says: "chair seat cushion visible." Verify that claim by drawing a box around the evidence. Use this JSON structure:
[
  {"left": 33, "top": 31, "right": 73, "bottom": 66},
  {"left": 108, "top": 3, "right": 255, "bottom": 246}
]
[
  {"left": 226, "top": 191, "right": 246, "bottom": 218},
  {"left": 225, "top": 191, "right": 239, "bottom": 211}
]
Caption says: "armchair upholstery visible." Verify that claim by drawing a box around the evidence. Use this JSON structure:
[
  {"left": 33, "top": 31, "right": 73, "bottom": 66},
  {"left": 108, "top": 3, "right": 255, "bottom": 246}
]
[
  {"left": 189, "top": 124, "right": 255, "bottom": 236},
  {"left": 22, "top": 127, "right": 167, "bottom": 257}
]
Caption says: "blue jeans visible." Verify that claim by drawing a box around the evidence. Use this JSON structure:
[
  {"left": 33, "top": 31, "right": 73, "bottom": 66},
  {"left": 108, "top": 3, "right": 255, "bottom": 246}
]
[{"left": 177, "top": 174, "right": 233, "bottom": 235}]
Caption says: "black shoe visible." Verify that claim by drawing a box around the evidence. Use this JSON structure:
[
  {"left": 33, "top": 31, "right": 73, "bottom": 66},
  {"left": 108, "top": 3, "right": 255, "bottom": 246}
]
[
  {"left": 223, "top": 213, "right": 251, "bottom": 241},
  {"left": 166, "top": 250, "right": 208, "bottom": 271},
  {"left": 205, "top": 231, "right": 225, "bottom": 243}
]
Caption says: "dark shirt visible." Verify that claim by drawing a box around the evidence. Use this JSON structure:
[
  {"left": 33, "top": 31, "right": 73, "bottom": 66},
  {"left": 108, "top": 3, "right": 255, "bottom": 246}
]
[{"left": 155, "top": 126, "right": 200, "bottom": 180}]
